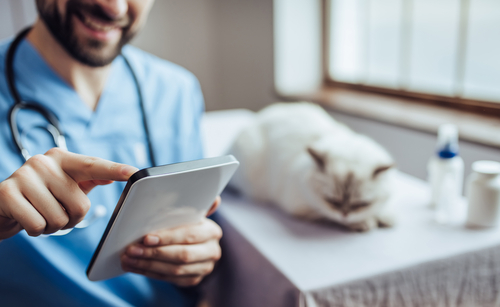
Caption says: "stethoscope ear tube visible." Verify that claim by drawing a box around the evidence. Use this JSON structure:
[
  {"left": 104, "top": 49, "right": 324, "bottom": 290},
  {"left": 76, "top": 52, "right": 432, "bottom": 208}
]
[
  {"left": 7, "top": 26, "right": 156, "bottom": 167},
  {"left": 5, "top": 28, "right": 30, "bottom": 104},
  {"left": 8, "top": 103, "right": 28, "bottom": 160},
  {"left": 9, "top": 102, "right": 67, "bottom": 161},
  {"left": 121, "top": 55, "right": 156, "bottom": 168},
  {"left": 6, "top": 27, "right": 67, "bottom": 162}
]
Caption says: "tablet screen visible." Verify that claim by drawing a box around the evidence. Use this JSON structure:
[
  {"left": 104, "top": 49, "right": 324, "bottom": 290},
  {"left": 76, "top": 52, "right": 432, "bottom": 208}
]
[{"left": 87, "top": 155, "right": 239, "bottom": 281}]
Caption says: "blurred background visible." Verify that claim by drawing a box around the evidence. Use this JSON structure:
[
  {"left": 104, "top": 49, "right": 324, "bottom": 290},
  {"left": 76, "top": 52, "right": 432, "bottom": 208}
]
[
  {"left": 0, "top": 0, "right": 275, "bottom": 112},
  {"left": 1, "top": 0, "right": 499, "bottom": 183}
]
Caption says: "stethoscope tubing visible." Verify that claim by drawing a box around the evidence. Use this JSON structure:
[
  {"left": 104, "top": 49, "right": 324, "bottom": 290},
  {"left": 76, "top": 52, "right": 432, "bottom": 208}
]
[
  {"left": 6, "top": 27, "right": 157, "bottom": 166},
  {"left": 5, "top": 27, "right": 158, "bottom": 235}
]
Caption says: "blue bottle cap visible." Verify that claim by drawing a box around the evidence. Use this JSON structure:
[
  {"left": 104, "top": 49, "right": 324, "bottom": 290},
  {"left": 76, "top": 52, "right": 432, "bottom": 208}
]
[{"left": 436, "top": 124, "right": 459, "bottom": 159}]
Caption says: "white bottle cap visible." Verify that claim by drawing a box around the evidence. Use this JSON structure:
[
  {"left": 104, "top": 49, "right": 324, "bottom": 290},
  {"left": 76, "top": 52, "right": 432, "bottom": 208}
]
[{"left": 472, "top": 160, "right": 500, "bottom": 175}]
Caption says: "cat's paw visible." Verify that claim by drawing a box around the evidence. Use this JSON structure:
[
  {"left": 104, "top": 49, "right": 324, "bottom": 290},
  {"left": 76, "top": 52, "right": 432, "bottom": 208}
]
[
  {"left": 376, "top": 213, "right": 396, "bottom": 228},
  {"left": 345, "top": 218, "right": 377, "bottom": 232}
]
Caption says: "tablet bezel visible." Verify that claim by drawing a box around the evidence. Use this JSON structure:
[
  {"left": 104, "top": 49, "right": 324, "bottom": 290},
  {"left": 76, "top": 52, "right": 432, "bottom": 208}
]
[{"left": 86, "top": 155, "right": 238, "bottom": 279}]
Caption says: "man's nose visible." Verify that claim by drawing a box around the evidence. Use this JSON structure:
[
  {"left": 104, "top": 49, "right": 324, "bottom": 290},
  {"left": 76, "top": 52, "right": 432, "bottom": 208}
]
[{"left": 94, "top": 0, "right": 128, "bottom": 19}]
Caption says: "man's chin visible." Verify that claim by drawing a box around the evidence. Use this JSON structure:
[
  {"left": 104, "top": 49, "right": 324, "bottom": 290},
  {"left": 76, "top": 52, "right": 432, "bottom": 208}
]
[
  {"left": 67, "top": 25, "right": 123, "bottom": 66},
  {"left": 70, "top": 42, "right": 122, "bottom": 67},
  {"left": 79, "top": 51, "right": 121, "bottom": 67}
]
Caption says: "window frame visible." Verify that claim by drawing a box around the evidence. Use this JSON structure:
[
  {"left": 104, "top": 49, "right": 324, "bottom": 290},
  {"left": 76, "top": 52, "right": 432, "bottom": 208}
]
[{"left": 321, "top": 0, "right": 500, "bottom": 117}]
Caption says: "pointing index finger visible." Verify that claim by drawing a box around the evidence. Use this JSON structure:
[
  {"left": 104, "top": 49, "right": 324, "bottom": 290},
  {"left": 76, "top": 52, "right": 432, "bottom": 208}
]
[{"left": 47, "top": 149, "right": 138, "bottom": 183}]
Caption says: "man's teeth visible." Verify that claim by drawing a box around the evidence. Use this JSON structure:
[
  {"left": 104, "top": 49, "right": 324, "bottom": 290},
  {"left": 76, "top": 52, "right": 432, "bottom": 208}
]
[{"left": 83, "top": 15, "right": 116, "bottom": 32}]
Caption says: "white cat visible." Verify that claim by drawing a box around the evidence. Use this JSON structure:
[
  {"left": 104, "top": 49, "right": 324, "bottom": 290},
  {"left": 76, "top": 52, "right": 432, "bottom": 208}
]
[{"left": 228, "top": 102, "right": 396, "bottom": 231}]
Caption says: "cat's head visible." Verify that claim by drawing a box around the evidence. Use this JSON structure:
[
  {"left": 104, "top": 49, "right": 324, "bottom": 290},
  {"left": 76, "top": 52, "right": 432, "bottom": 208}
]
[{"left": 305, "top": 133, "right": 395, "bottom": 225}]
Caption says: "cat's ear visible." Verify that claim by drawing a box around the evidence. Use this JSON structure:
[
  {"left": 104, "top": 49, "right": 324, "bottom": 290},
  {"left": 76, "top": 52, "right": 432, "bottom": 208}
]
[
  {"left": 307, "top": 147, "right": 327, "bottom": 172},
  {"left": 372, "top": 164, "right": 394, "bottom": 178}
]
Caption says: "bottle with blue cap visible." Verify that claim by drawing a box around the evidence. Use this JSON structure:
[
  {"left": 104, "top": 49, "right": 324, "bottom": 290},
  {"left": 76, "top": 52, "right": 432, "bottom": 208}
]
[{"left": 427, "top": 124, "right": 464, "bottom": 224}]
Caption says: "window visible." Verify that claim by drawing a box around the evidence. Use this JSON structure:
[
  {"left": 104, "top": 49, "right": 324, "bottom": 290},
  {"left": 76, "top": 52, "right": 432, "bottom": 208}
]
[{"left": 326, "top": 0, "right": 500, "bottom": 113}]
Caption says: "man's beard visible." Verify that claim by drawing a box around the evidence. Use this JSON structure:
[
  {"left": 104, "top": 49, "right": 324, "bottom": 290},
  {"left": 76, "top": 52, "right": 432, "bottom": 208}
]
[{"left": 36, "top": 0, "right": 136, "bottom": 67}]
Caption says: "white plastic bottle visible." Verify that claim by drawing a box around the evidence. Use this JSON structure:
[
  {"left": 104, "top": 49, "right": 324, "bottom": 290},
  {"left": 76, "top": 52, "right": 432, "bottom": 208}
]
[
  {"left": 427, "top": 124, "right": 464, "bottom": 224},
  {"left": 466, "top": 160, "right": 500, "bottom": 228}
]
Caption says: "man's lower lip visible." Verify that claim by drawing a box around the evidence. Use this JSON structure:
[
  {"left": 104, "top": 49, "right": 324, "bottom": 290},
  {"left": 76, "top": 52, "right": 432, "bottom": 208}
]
[{"left": 74, "top": 15, "right": 121, "bottom": 41}]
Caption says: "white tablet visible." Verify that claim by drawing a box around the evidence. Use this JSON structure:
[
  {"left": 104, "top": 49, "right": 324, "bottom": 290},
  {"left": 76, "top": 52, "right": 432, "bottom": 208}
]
[{"left": 87, "top": 155, "right": 239, "bottom": 281}]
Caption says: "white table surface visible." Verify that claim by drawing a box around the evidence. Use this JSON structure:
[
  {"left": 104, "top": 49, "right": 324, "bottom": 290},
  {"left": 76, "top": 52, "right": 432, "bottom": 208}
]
[{"left": 200, "top": 109, "right": 500, "bottom": 307}]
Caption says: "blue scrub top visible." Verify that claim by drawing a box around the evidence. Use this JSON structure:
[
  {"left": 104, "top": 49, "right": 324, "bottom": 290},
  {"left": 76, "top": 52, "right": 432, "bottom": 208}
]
[{"left": 0, "top": 38, "right": 205, "bottom": 306}]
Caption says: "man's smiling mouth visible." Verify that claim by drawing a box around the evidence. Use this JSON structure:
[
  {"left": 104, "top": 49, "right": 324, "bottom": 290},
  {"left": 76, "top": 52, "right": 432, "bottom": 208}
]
[{"left": 78, "top": 13, "right": 121, "bottom": 32}]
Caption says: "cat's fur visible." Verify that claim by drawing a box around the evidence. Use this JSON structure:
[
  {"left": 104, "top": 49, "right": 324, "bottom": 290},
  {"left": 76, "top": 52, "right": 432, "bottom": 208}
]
[{"left": 228, "top": 102, "right": 396, "bottom": 231}]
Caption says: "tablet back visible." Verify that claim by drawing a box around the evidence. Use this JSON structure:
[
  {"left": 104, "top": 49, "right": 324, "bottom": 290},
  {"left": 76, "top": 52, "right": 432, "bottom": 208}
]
[{"left": 87, "top": 155, "right": 239, "bottom": 281}]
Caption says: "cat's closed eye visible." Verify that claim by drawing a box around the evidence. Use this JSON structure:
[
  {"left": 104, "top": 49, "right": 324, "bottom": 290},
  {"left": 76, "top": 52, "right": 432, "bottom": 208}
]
[
  {"left": 350, "top": 202, "right": 370, "bottom": 211},
  {"left": 325, "top": 197, "right": 343, "bottom": 209}
]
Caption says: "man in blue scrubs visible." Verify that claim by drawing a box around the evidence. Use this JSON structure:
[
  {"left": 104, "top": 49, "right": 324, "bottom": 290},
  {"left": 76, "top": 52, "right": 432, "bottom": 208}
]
[{"left": 0, "top": 0, "right": 222, "bottom": 306}]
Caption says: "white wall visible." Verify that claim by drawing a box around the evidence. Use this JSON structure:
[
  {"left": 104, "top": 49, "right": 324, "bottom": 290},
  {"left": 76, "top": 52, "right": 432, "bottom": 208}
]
[
  {"left": 131, "top": 0, "right": 218, "bottom": 110},
  {"left": 0, "top": 0, "right": 37, "bottom": 40},
  {"left": 132, "top": 0, "right": 275, "bottom": 112}
]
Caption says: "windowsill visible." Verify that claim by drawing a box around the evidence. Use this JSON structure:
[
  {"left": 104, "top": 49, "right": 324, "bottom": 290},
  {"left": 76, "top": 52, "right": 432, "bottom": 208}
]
[{"left": 285, "top": 87, "right": 500, "bottom": 148}]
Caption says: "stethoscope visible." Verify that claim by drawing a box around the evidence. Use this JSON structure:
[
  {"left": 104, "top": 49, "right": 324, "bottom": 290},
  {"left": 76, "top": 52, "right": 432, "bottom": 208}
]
[{"left": 6, "top": 27, "right": 157, "bottom": 235}]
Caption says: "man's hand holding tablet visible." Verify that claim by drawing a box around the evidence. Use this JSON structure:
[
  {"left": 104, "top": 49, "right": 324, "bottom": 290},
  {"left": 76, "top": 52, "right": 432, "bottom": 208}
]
[
  {"left": 87, "top": 155, "right": 239, "bottom": 282},
  {"left": 121, "top": 200, "right": 222, "bottom": 286}
]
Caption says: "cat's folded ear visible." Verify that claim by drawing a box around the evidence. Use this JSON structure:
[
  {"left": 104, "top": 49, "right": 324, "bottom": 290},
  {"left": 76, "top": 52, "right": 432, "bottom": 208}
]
[
  {"left": 307, "top": 147, "right": 327, "bottom": 172},
  {"left": 372, "top": 164, "right": 394, "bottom": 179}
]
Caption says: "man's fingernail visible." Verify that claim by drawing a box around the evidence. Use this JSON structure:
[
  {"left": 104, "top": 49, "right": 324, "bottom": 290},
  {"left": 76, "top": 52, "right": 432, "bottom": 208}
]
[
  {"left": 145, "top": 235, "right": 160, "bottom": 246},
  {"left": 129, "top": 246, "right": 144, "bottom": 256},
  {"left": 122, "top": 165, "right": 139, "bottom": 176}
]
